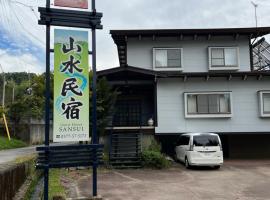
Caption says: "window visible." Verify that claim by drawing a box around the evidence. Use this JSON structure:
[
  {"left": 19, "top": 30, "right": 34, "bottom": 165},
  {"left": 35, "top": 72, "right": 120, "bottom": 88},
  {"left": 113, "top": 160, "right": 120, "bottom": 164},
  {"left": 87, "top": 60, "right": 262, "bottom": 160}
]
[
  {"left": 259, "top": 91, "right": 270, "bottom": 117},
  {"left": 184, "top": 92, "right": 232, "bottom": 118},
  {"left": 208, "top": 47, "right": 239, "bottom": 70},
  {"left": 153, "top": 48, "right": 183, "bottom": 70},
  {"left": 178, "top": 135, "right": 190, "bottom": 146},
  {"left": 193, "top": 135, "right": 220, "bottom": 146}
]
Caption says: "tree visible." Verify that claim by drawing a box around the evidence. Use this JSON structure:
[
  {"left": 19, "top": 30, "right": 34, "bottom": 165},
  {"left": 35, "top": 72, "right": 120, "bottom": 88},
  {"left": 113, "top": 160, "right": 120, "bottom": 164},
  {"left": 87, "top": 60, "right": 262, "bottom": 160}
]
[
  {"left": 7, "top": 73, "right": 53, "bottom": 127},
  {"left": 6, "top": 71, "right": 117, "bottom": 140},
  {"left": 89, "top": 71, "right": 118, "bottom": 137}
]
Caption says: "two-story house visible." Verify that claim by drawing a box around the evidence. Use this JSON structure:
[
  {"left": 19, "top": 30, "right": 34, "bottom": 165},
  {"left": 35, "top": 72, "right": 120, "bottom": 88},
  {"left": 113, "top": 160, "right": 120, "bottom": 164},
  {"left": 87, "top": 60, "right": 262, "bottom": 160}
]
[{"left": 98, "top": 27, "right": 270, "bottom": 166}]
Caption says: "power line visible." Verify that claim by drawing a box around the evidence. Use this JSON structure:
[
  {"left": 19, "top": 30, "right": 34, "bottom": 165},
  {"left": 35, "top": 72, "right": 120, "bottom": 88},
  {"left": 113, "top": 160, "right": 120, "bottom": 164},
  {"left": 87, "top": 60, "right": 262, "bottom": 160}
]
[
  {"left": 0, "top": 0, "right": 45, "bottom": 46},
  {"left": 10, "top": 0, "right": 33, "bottom": 9},
  {"left": 0, "top": 0, "right": 13, "bottom": 33},
  {"left": 7, "top": 1, "right": 45, "bottom": 46},
  {"left": 10, "top": 0, "right": 41, "bottom": 24},
  {"left": 0, "top": 0, "right": 45, "bottom": 73}
]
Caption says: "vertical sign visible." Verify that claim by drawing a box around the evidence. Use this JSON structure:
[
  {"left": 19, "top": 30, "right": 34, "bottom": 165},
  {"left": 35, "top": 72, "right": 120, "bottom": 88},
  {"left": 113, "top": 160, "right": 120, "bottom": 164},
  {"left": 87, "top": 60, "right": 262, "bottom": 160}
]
[
  {"left": 54, "top": 0, "right": 88, "bottom": 9},
  {"left": 54, "top": 29, "right": 89, "bottom": 142}
]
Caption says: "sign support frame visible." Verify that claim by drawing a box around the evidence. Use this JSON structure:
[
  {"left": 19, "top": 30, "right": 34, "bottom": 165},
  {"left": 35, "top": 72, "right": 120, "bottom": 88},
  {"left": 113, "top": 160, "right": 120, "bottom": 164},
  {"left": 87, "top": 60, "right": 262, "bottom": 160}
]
[
  {"left": 44, "top": 1, "right": 51, "bottom": 200},
  {"left": 91, "top": 0, "right": 98, "bottom": 196},
  {"left": 40, "top": 0, "right": 102, "bottom": 199}
]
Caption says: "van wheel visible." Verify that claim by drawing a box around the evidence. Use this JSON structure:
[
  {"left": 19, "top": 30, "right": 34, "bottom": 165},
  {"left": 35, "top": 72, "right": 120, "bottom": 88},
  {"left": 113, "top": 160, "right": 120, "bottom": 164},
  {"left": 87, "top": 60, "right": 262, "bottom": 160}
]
[
  {"left": 214, "top": 165, "right": 220, "bottom": 169},
  {"left": 185, "top": 157, "right": 190, "bottom": 169}
]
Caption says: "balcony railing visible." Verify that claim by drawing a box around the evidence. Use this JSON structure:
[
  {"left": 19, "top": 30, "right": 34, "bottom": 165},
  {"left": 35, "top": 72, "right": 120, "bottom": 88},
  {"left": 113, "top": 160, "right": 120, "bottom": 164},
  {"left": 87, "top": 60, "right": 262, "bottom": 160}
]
[{"left": 111, "top": 112, "right": 154, "bottom": 127}]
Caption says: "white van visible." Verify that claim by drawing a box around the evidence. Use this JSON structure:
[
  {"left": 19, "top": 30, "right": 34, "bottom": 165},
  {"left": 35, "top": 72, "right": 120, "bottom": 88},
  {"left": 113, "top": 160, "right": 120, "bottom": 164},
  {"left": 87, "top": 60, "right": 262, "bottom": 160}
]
[{"left": 175, "top": 133, "right": 223, "bottom": 169}]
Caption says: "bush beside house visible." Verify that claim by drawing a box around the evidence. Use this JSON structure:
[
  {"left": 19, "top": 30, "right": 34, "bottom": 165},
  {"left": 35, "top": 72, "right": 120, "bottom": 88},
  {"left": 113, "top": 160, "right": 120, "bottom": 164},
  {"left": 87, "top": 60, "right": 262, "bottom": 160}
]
[{"left": 142, "top": 139, "right": 171, "bottom": 169}]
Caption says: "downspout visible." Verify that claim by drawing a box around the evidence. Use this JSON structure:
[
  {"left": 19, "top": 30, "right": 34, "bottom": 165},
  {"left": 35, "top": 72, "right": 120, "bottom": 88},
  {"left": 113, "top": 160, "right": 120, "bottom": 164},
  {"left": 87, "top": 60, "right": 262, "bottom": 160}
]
[
  {"left": 154, "top": 75, "right": 158, "bottom": 127},
  {"left": 249, "top": 35, "right": 254, "bottom": 71}
]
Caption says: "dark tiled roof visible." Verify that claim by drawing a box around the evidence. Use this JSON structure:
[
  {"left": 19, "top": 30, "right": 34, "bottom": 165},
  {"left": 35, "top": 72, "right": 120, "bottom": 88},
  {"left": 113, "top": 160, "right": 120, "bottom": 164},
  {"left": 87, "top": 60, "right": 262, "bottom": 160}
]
[
  {"left": 98, "top": 65, "right": 270, "bottom": 80},
  {"left": 110, "top": 27, "right": 270, "bottom": 66},
  {"left": 110, "top": 27, "right": 270, "bottom": 38}
]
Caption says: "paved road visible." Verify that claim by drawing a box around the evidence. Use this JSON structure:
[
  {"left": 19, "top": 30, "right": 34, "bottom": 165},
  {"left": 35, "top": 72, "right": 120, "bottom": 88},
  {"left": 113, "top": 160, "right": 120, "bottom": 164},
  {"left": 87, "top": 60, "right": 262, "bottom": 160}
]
[
  {"left": 66, "top": 160, "right": 270, "bottom": 200},
  {"left": 0, "top": 146, "right": 37, "bottom": 164},
  {"left": 0, "top": 142, "right": 77, "bottom": 164}
]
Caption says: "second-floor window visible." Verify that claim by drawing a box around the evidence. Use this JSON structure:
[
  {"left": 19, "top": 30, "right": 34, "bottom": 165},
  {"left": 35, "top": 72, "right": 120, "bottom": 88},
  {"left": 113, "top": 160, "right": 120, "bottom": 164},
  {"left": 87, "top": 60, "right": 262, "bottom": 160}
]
[
  {"left": 153, "top": 48, "right": 183, "bottom": 70},
  {"left": 208, "top": 47, "right": 239, "bottom": 70},
  {"left": 184, "top": 92, "right": 232, "bottom": 118}
]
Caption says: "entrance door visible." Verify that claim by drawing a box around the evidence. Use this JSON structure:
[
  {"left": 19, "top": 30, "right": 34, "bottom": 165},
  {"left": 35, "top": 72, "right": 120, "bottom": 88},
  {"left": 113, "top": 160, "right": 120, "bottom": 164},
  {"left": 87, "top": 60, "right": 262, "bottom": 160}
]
[{"left": 113, "top": 100, "right": 141, "bottom": 126}]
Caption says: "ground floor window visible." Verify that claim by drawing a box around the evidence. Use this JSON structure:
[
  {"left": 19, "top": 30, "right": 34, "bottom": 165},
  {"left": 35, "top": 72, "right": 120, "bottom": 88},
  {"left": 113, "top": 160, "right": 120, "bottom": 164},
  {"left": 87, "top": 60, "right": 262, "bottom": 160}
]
[
  {"left": 259, "top": 91, "right": 270, "bottom": 117},
  {"left": 184, "top": 92, "right": 232, "bottom": 118}
]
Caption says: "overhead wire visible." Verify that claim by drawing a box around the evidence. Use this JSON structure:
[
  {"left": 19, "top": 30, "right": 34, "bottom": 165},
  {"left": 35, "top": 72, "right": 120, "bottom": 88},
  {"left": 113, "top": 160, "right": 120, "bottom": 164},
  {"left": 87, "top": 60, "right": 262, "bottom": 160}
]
[
  {"left": 0, "top": 0, "right": 13, "bottom": 33},
  {"left": 7, "top": 2, "right": 45, "bottom": 46},
  {"left": 10, "top": 0, "right": 43, "bottom": 28},
  {"left": 0, "top": 0, "right": 45, "bottom": 73}
]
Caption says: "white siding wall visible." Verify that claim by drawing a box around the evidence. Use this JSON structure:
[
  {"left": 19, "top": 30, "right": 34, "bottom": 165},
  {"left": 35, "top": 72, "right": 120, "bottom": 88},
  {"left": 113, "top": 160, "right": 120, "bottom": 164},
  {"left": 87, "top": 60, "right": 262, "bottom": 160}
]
[
  {"left": 156, "top": 78, "right": 270, "bottom": 133},
  {"left": 127, "top": 36, "right": 251, "bottom": 72}
]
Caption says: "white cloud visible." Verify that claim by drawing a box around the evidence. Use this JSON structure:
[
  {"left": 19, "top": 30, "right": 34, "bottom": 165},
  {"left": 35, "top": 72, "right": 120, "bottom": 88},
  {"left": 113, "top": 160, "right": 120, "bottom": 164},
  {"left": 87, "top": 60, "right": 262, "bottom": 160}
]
[
  {"left": 0, "top": 0, "right": 270, "bottom": 72},
  {"left": 0, "top": 0, "right": 46, "bottom": 48},
  {"left": 0, "top": 50, "right": 44, "bottom": 73}
]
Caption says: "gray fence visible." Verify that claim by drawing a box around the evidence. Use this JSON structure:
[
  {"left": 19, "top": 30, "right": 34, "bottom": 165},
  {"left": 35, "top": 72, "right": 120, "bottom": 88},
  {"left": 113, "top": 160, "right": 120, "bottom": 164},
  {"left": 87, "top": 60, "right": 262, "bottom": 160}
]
[{"left": 1, "top": 119, "right": 53, "bottom": 145}]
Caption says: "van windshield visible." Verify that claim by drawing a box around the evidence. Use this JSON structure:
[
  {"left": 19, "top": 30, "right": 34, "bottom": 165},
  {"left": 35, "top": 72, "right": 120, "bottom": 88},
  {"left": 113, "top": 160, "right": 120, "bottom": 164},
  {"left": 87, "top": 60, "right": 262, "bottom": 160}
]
[{"left": 193, "top": 135, "right": 219, "bottom": 146}]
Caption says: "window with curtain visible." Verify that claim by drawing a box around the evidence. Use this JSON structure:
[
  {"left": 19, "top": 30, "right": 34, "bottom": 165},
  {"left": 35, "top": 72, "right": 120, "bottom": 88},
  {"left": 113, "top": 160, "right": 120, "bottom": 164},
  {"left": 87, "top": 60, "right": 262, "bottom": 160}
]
[
  {"left": 185, "top": 92, "right": 232, "bottom": 117},
  {"left": 153, "top": 48, "right": 182, "bottom": 69},
  {"left": 209, "top": 47, "right": 239, "bottom": 70},
  {"left": 259, "top": 91, "right": 270, "bottom": 117},
  {"left": 263, "top": 93, "right": 270, "bottom": 114}
]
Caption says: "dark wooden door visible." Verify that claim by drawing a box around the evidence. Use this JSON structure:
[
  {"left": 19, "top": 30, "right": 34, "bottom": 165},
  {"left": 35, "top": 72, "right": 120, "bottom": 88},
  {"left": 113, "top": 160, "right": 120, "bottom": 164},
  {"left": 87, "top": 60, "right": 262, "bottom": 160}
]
[{"left": 113, "top": 100, "right": 141, "bottom": 126}]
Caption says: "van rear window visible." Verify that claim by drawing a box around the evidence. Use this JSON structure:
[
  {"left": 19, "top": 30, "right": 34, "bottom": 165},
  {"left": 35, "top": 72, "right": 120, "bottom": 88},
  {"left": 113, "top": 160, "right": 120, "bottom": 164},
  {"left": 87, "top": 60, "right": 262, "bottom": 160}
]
[{"left": 193, "top": 135, "right": 219, "bottom": 146}]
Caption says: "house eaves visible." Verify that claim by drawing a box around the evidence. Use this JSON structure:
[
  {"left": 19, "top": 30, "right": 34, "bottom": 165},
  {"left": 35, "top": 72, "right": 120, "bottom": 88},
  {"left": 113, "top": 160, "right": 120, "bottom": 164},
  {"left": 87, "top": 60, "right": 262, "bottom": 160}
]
[{"left": 110, "top": 27, "right": 270, "bottom": 67}]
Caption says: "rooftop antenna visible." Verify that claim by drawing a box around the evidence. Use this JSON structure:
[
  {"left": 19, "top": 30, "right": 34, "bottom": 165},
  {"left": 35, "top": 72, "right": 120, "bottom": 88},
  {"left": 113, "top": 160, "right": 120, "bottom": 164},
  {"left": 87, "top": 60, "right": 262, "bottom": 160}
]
[{"left": 251, "top": 1, "right": 258, "bottom": 28}]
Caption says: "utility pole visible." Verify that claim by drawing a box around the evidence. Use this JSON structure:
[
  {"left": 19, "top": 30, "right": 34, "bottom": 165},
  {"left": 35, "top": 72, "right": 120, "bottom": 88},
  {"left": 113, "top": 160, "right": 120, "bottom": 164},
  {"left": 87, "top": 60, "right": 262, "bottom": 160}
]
[
  {"left": 12, "top": 80, "right": 15, "bottom": 103},
  {"left": 0, "top": 64, "right": 5, "bottom": 108}
]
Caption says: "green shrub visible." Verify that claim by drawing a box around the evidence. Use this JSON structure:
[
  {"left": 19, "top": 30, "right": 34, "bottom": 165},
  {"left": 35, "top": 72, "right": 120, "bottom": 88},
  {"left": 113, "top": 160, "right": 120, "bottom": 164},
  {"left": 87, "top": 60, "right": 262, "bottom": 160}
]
[
  {"left": 141, "top": 138, "right": 171, "bottom": 169},
  {"left": 148, "top": 139, "right": 161, "bottom": 152},
  {"left": 102, "top": 152, "right": 111, "bottom": 168},
  {"left": 141, "top": 150, "right": 170, "bottom": 169}
]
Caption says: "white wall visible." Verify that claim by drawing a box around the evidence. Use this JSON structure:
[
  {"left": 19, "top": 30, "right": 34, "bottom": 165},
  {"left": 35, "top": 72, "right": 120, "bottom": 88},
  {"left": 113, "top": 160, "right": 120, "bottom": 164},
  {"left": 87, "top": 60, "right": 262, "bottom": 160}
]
[
  {"left": 127, "top": 36, "right": 251, "bottom": 72},
  {"left": 156, "top": 77, "right": 270, "bottom": 134}
]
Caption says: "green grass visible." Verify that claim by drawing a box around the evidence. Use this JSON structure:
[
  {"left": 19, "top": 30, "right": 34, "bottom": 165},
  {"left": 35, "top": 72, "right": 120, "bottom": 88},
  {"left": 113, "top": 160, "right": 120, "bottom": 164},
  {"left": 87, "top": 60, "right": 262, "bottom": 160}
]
[
  {"left": 24, "top": 173, "right": 42, "bottom": 200},
  {"left": 23, "top": 157, "right": 42, "bottom": 200},
  {"left": 0, "top": 136, "right": 27, "bottom": 150},
  {"left": 15, "top": 155, "right": 37, "bottom": 164},
  {"left": 49, "top": 169, "right": 66, "bottom": 200}
]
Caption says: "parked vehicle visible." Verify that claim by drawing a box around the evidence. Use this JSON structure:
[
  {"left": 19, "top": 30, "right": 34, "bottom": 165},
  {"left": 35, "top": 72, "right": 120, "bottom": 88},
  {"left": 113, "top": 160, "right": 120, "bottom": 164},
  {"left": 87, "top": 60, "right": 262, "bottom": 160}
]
[{"left": 175, "top": 133, "right": 223, "bottom": 169}]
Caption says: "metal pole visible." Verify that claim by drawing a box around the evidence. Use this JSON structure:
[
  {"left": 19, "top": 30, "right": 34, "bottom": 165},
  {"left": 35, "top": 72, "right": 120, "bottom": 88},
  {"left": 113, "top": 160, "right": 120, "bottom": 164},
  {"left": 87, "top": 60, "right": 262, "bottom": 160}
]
[
  {"left": 2, "top": 74, "right": 5, "bottom": 108},
  {"left": 254, "top": 5, "right": 258, "bottom": 28},
  {"left": 91, "top": 0, "right": 98, "bottom": 197},
  {"left": 12, "top": 86, "right": 14, "bottom": 103},
  {"left": 251, "top": 1, "right": 258, "bottom": 28},
  {"left": 44, "top": 1, "right": 50, "bottom": 200}
]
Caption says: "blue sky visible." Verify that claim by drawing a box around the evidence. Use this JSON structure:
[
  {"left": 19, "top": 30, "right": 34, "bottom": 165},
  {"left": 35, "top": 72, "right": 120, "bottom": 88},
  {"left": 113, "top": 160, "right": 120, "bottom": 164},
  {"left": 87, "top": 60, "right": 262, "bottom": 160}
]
[
  {"left": 0, "top": 28, "right": 45, "bottom": 73},
  {"left": 54, "top": 29, "right": 88, "bottom": 44},
  {"left": 0, "top": 0, "right": 270, "bottom": 73},
  {"left": 0, "top": 29, "right": 45, "bottom": 60}
]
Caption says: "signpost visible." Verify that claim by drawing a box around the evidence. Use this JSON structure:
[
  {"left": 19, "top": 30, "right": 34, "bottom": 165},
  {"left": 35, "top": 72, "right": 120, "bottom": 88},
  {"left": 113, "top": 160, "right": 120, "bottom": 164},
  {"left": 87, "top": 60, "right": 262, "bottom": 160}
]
[
  {"left": 54, "top": 29, "right": 89, "bottom": 142},
  {"left": 36, "top": 0, "right": 103, "bottom": 199}
]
